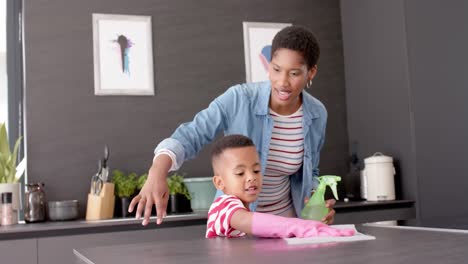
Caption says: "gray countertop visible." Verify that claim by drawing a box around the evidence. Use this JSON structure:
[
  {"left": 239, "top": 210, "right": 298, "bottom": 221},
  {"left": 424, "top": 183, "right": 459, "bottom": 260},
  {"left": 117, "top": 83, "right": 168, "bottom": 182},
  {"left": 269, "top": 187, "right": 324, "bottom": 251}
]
[
  {"left": 74, "top": 224, "right": 468, "bottom": 264},
  {"left": 0, "top": 200, "right": 414, "bottom": 241}
]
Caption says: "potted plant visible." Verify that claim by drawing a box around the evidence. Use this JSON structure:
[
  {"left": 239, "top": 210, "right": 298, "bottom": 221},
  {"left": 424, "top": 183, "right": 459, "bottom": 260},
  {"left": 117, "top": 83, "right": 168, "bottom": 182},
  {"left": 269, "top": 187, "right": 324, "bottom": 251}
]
[
  {"left": 167, "top": 173, "right": 192, "bottom": 214},
  {"left": 136, "top": 173, "right": 148, "bottom": 191},
  {"left": 112, "top": 170, "right": 138, "bottom": 218},
  {"left": 0, "top": 122, "right": 26, "bottom": 224}
]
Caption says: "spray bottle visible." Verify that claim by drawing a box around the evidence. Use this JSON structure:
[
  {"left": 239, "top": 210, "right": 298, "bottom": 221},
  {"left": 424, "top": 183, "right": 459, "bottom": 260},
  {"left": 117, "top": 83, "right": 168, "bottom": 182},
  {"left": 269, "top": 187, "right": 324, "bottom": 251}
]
[{"left": 301, "top": 175, "right": 341, "bottom": 221}]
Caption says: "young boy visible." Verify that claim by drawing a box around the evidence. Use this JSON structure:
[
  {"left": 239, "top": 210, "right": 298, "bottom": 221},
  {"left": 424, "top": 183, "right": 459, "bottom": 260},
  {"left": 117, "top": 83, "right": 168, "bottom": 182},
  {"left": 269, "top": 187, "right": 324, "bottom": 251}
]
[{"left": 206, "top": 134, "right": 355, "bottom": 238}]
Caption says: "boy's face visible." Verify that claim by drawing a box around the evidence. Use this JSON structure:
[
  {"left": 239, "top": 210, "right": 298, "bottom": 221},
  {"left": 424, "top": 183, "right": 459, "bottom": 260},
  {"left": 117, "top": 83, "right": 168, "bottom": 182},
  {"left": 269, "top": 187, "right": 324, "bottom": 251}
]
[{"left": 212, "top": 146, "right": 262, "bottom": 205}]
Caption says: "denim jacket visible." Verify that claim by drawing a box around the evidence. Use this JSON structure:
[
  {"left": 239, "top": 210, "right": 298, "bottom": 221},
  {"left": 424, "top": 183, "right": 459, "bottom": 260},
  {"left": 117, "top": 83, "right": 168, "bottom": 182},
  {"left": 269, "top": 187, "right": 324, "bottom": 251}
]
[{"left": 155, "top": 81, "right": 327, "bottom": 216}]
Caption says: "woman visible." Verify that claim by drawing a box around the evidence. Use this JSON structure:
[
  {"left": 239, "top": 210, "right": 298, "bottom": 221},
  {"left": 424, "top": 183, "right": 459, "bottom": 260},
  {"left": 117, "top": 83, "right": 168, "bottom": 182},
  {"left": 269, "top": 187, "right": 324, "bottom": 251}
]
[{"left": 129, "top": 25, "right": 336, "bottom": 225}]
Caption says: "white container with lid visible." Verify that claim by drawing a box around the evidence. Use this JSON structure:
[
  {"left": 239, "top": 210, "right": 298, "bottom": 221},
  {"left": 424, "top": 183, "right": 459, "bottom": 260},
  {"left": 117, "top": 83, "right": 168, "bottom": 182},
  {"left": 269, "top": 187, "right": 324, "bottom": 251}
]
[{"left": 362, "top": 152, "right": 396, "bottom": 201}]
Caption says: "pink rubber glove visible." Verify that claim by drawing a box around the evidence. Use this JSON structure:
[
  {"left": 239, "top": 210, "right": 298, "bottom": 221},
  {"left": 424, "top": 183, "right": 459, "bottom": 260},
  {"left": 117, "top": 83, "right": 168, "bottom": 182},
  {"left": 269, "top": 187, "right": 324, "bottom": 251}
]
[{"left": 251, "top": 212, "right": 355, "bottom": 238}]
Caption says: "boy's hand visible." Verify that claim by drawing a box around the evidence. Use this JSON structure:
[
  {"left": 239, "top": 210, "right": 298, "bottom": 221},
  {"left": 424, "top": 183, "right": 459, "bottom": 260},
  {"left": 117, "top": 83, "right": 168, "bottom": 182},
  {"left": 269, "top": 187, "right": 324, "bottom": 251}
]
[
  {"left": 303, "top": 197, "right": 336, "bottom": 224},
  {"left": 251, "top": 212, "right": 354, "bottom": 238}
]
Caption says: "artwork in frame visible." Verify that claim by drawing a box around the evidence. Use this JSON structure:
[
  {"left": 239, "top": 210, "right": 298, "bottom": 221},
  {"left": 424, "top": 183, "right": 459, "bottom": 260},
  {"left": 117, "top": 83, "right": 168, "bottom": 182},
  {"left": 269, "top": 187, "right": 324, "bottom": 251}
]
[
  {"left": 93, "top": 14, "right": 154, "bottom": 96},
  {"left": 242, "top": 22, "right": 292, "bottom": 83}
]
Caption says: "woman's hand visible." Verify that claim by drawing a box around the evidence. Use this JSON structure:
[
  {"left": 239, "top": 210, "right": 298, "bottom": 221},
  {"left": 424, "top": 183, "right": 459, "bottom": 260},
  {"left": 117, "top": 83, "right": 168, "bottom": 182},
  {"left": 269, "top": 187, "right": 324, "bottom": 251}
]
[
  {"left": 323, "top": 199, "right": 336, "bottom": 224},
  {"left": 128, "top": 155, "right": 172, "bottom": 225},
  {"left": 303, "top": 197, "right": 336, "bottom": 224}
]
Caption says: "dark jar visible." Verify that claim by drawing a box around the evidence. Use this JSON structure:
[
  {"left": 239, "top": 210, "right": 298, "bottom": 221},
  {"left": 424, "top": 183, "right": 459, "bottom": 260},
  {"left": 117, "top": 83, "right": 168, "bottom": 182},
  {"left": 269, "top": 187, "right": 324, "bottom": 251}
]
[{"left": 24, "top": 183, "right": 46, "bottom": 223}]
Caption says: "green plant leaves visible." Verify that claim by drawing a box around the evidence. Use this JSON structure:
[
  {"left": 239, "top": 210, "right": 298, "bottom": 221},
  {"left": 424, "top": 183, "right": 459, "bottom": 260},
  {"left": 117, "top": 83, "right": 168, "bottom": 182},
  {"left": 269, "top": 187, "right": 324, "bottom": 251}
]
[
  {"left": 167, "top": 173, "right": 191, "bottom": 200},
  {"left": 111, "top": 169, "right": 147, "bottom": 198},
  {"left": 0, "top": 122, "right": 24, "bottom": 183},
  {"left": 0, "top": 123, "right": 10, "bottom": 157},
  {"left": 137, "top": 173, "right": 148, "bottom": 190}
]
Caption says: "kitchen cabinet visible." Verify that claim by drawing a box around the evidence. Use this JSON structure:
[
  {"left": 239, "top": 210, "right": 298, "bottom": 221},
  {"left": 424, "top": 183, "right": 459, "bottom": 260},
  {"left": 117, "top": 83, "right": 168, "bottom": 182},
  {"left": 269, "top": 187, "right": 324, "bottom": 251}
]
[{"left": 0, "top": 238, "right": 37, "bottom": 264}]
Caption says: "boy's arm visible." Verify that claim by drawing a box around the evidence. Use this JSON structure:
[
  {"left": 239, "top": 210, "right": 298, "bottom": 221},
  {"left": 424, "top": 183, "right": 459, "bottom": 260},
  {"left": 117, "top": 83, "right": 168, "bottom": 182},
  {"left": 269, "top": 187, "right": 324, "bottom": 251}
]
[
  {"left": 230, "top": 210, "right": 355, "bottom": 238},
  {"left": 230, "top": 209, "right": 254, "bottom": 235}
]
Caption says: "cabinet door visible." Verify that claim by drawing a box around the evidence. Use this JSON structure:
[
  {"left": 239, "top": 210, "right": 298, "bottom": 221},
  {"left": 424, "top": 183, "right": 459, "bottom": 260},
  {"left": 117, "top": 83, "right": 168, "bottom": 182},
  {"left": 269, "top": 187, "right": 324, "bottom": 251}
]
[
  {"left": 0, "top": 238, "right": 37, "bottom": 264},
  {"left": 38, "top": 225, "right": 205, "bottom": 264}
]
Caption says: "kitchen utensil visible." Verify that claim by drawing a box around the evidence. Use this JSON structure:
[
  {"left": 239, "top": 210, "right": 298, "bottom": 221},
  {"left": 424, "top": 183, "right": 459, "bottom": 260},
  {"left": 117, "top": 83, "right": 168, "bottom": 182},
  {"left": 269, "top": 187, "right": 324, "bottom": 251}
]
[
  {"left": 91, "top": 160, "right": 103, "bottom": 195},
  {"left": 24, "top": 183, "right": 46, "bottom": 223},
  {"left": 362, "top": 152, "right": 396, "bottom": 201},
  {"left": 91, "top": 174, "right": 103, "bottom": 195},
  {"left": 101, "top": 145, "right": 110, "bottom": 182},
  {"left": 48, "top": 200, "right": 79, "bottom": 221}
]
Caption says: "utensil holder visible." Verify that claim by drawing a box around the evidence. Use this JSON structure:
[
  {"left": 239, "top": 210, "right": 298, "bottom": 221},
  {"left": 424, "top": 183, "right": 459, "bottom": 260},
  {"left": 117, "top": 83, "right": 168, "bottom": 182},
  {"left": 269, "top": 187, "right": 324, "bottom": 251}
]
[{"left": 86, "top": 182, "right": 115, "bottom": 220}]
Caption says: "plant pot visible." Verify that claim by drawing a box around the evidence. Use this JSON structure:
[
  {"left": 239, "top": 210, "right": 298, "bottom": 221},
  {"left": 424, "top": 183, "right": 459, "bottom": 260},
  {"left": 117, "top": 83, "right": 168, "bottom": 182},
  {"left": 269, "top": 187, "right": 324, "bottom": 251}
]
[
  {"left": 114, "top": 196, "right": 136, "bottom": 218},
  {"left": 167, "top": 194, "right": 192, "bottom": 214},
  {"left": 184, "top": 177, "right": 216, "bottom": 211},
  {"left": 0, "top": 183, "right": 21, "bottom": 224}
]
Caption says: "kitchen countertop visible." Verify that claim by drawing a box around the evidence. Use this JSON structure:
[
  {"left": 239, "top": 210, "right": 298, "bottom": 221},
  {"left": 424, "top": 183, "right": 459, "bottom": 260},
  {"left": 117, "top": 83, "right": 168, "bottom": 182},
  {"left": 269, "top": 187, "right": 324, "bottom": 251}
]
[
  {"left": 74, "top": 224, "right": 468, "bottom": 264},
  {"left": 0, "top": 211, "right": 208, "bottom": 240},
  {"left": 0, "top": 199, "right": 415, "bottom": 241}
]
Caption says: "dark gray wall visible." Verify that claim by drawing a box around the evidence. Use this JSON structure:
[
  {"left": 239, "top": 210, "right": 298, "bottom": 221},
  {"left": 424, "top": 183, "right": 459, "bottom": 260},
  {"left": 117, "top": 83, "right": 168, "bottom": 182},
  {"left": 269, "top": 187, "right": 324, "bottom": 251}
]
[
  {"left": 340, "top": 0, "right": 418, "bottom": 221},
  {"left": 24, "top": 0, "right": 349, "bottom": 216},
  {"left": 404, "top": 0, "right": 468, "bottom": 228},
  {"left": 341, "top": 0, "right": 468, "bottom": 228}
]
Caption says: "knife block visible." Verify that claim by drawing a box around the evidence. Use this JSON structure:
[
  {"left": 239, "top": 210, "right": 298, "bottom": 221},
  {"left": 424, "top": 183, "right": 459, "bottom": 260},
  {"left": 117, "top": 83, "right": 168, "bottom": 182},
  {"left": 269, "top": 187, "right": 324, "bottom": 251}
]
[{"left": 86, "top": 182, "right": 115, "bottom": 220}]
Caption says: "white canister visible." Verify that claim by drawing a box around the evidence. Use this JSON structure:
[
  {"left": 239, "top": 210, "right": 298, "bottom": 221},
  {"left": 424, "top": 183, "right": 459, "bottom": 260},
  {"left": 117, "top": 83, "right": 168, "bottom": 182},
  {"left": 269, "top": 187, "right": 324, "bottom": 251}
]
[{"left": 362, "top": 152, "right": 396, "bottom": 201}]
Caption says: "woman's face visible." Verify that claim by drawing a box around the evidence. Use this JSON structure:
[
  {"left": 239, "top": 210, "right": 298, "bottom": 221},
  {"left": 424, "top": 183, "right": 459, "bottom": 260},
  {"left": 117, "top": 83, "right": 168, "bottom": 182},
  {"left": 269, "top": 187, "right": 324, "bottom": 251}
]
[{"left": 268, "top": 48, "right": 317, "bottom": 115}]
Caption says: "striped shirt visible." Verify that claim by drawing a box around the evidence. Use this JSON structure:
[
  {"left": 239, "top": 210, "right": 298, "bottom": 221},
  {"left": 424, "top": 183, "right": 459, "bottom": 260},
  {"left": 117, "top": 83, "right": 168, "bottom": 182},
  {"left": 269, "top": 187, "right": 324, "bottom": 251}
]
[
  {"left": 256, "top": 106, "right": 304, "bottom": 216},
  {"left": 206, "top": 195, "right": 248, "bottom": 238}
]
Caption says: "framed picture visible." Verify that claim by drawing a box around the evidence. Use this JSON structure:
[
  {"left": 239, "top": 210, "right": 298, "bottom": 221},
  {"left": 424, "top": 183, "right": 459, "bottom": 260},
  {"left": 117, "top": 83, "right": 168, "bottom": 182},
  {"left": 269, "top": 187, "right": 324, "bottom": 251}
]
[
  {"left": 93, "top": 14, "right": 154, "bottom": 96},
  {"left": 242, "top": 22, "right": 292, "bottom": 83}
]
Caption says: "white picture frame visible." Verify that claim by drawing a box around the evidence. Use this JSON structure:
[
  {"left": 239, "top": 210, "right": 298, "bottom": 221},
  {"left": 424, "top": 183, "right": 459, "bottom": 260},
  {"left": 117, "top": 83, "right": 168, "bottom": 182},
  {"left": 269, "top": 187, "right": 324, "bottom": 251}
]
[
  {"left": 242, "top": 22, "right": 292, "bottom": 83},
  {"left": 93, "top": 14, "right": 154, "bottom": 96}
]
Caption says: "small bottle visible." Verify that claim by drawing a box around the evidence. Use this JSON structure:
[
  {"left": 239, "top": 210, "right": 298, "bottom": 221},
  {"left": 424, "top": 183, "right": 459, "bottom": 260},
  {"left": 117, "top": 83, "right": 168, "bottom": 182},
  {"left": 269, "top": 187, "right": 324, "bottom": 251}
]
[{"left": 1, "top": 192, "right": 14, "bottom": 226}]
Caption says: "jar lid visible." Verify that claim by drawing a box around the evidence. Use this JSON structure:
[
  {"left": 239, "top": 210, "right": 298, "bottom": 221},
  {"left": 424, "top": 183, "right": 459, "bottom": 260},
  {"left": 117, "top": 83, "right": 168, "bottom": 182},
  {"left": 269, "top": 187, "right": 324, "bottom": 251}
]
[
  {"left": 26, "top": 182, "right": 44, "bottom": 188},
  {"left": 183, "top": 177, "right": 213, "bottom": 182},
  {"left": 364, "top": 152, "right": 393, "bottom": 164},
  {"left": 1, "top": 192, "right": 12, "bottom": 204},
  {"left": 48, "top": 200, "right": 78, "bottom": 208}
]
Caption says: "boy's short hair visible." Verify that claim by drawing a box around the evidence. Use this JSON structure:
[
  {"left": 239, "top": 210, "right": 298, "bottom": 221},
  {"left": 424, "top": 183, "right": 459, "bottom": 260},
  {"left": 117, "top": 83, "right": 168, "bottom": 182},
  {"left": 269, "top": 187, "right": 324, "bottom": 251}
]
[
  {"left": 211, "top": 134, "right": 255, "bottom": 160},
  {"left": 271, "top": 25, "right": 320, "bottom": 69}
]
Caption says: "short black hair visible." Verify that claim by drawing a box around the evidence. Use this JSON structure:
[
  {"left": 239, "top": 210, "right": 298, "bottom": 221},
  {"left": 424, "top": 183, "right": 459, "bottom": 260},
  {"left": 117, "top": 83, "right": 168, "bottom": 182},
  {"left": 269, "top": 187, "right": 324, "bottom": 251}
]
[
  {"left": 271, "top": 25, "right": 320, "bottom": 69},
  {"left": 211, "top": 134, "right": 255, "bottom": 160}
]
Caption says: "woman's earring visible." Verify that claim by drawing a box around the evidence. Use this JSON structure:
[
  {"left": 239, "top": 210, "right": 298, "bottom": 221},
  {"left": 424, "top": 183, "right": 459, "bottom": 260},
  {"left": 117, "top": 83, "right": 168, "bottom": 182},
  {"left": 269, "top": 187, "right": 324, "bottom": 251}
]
[{"left": 306, "top": 79, "right": 313, "bottom": 89}]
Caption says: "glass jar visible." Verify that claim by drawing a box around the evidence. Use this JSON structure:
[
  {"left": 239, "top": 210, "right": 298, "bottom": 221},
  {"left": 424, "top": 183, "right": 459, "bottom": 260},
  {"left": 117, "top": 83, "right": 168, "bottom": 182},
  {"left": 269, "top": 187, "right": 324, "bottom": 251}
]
[{"left": 24, "top": 183, "right": 46, "bottom": 223}]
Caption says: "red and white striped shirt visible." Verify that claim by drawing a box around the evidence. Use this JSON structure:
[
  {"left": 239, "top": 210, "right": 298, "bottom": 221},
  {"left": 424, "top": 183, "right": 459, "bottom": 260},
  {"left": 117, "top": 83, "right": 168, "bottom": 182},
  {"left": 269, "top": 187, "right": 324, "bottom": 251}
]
[
  {"left": 257, "top": 106, "right": 304, "bottom": 216},
  {"left": 206, "top": 195, "right": 248, "bottom": 238}
]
